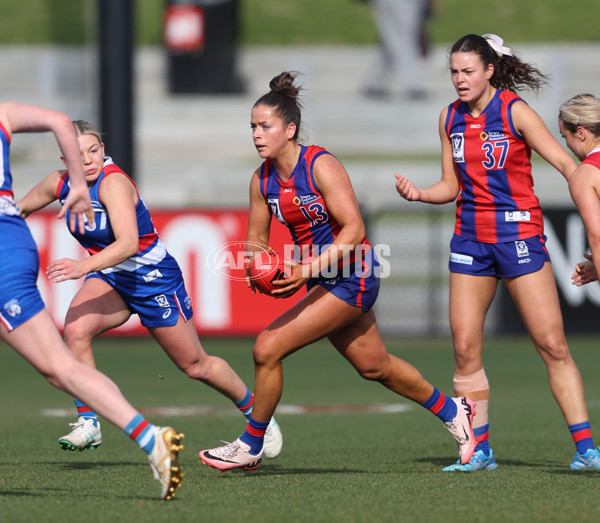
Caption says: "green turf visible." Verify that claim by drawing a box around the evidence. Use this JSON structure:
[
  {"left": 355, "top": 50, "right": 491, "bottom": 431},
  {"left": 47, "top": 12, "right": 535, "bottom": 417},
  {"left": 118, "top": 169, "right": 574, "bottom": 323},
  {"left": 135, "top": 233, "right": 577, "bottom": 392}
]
[{"left": 1, "top": 336, "right": 600, "bottom": 522}]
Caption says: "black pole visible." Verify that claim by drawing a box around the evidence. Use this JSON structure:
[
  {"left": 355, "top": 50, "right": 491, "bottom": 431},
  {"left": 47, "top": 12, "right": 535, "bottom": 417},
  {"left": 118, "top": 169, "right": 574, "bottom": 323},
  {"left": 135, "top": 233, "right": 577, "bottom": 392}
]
[{"left": 97, "top": 0, "right": 135, "bottom": 180}]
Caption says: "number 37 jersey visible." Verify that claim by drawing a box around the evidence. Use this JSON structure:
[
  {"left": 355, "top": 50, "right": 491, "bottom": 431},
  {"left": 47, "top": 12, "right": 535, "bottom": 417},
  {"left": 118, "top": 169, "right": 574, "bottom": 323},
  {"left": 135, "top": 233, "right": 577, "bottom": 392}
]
[{"left": 446, "top": 89, "right": 543, "bottom": 243}]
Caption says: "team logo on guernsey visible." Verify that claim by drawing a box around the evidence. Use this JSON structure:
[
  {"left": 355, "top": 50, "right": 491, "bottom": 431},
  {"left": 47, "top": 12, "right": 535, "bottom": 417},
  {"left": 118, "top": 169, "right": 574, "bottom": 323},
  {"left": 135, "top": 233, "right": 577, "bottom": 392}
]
[
  {"left": 515, "top": 241, "right": 529, "bottom": 257},
  {"left": 3, "top": 298, "right": 22, "bottom": 318},
  {"left": 143, "top": 269, "right": 163, "bottom": 282},
  {"left": 155, "top": 294, "right": 169, "bottom": 307},
  {"left": 451, "top": 133, "right": 465, "bottom": 163}
]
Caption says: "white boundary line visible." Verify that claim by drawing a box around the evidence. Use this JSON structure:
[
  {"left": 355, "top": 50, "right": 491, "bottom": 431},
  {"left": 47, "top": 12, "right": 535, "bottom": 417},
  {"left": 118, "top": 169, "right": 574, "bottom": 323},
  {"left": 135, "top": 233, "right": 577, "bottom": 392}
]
[{"left": 42, "top": 403, "right": 414, "bottom": 418}]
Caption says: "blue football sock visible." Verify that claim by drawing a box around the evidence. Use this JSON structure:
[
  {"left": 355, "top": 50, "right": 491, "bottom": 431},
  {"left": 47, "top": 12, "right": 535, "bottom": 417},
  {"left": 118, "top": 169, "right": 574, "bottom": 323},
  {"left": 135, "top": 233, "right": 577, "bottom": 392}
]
[
  {"left": 569, "top": 421, "right": 595, "bottom": 454},
  {"left": 473, "top": 424, "right": 490, "bottom": 455},
  {"left": 239, "top": 417, "right": 269, "bottom": 455},
  {"left": 124, "top": 413, "right": 156, "bottom": 454},
  {"left": 73, "top": 399, "right": 98, "bottom": 426},
  {"left": 421, "top": 387, "right": 457, "bottom": 423},
  {"left": 234, "top": 389, "right": 254, "bottom": 420}
]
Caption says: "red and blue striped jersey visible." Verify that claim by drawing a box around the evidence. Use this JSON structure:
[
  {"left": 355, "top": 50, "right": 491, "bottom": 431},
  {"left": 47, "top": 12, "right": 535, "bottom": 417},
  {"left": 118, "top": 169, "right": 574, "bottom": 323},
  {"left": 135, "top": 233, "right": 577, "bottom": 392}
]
[
  {"left": 258, "top": 144, "right": 369, "bottom": 265},
  {"left": 445, "top": 89, "right": 543, "bottom": 243},
  {"left": 582, "top": 148, "right": 600, "bottom": 169}
]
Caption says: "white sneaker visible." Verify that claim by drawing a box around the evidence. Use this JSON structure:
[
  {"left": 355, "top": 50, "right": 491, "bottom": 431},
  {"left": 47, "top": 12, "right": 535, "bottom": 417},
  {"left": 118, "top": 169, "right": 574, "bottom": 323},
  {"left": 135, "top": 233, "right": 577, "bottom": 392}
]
[
  {"left": 58, "top": 418, "right": 102, "bottom": 451},
  {"left": 199, "top": 438, "right": 263, "bottom": 472},
  {"left": 263, "top": 418, "right": 283, "bottom": 459},
  {"left": 148, "top": 426, "right": 184, "bottom": 500},
  {"left": 444, "top": 397, "right": 477, "bottom": 465}
]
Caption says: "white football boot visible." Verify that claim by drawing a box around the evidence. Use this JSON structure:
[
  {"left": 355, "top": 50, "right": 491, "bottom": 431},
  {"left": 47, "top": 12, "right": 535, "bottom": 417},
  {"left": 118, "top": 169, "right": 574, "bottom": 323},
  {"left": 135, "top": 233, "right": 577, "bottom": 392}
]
[
  {"left": 58, "top": 418, "right": 102, "bottom": 451},
  {"left": 263, "top": 417, "right": 283, "bottom": 459},
  {"left": 199, "top": 438, "right": 262, "bottom": 472},
  {"left": 444, "top": 397, "right": 477, "bottom": 465},
  {"left": 148, "top": 426, "right": 184, "bottom": 500}
]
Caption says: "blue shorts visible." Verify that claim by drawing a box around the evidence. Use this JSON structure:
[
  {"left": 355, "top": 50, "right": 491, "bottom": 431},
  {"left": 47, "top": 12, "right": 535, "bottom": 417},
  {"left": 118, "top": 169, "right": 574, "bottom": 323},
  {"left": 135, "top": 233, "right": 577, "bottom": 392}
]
[
  {"left": 0, "top": 248, "right": 45, "bottom": 331},
  {"left": 448, "top": 233, "right": 550, "bottom": 278},
  {"left": 306, "top": 247, "right": 380, "bottom": 312},
  {"left": 87, "top": 272, "right": 194, "bottom": 328}
]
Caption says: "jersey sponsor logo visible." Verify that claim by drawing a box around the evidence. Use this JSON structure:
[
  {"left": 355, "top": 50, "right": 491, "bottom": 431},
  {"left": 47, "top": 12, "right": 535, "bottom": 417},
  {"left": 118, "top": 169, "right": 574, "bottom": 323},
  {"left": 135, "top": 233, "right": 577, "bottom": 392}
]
[
  {"left": 299, "top": 194, "right": 320, "bottom": 205},
  {"left": 505, "top": 211, "right": 531, "bottom": 222},
  {"left": 515, "top": 241, "right": 529, "bottom": 257},
  {"left": 450, "top": 252, "right": 473, "bottom": 265},
  {"left": 143, "top": 269, "right": 163, "bottom": 282},
  {"left": 155, "top": 294, "right": 170, "bottom": 307},
  {"left": 3, "top": 298, "right": 21, "bottom": 317},
  {"left": 480, "top": 131, "right": 506, "bottom": 141},
  {"left": 293, "top": 196, "right": 301, "bottom": 206},
  {"left": 470, "top": 124, "right": 482, "bottom": 128},
  {"left": 451, "top": 133, "right": 465, "bottom": 163}
]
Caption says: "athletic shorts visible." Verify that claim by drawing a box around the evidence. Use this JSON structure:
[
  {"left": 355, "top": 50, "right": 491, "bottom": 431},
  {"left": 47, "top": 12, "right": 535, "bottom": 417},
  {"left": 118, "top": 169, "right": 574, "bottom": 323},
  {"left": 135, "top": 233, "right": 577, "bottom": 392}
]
[
  {"left": 0, "top": 248, "right": 45, "bottom": 331},
  {"left": 448, "top": 233, "right": 550, "bottom": 278},
  {"left": 87, "top": 272, "right": 194, "bottom": 328},
  {"left": 306, "top": 247, "right": 380, "bottom": 312}
]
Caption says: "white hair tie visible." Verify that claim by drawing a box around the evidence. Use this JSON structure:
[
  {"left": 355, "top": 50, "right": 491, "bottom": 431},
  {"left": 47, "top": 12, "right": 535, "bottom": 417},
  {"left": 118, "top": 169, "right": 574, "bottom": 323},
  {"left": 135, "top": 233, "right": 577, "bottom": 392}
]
[{"left": 482, "top": 33, "right": 513, "bottom": 57}]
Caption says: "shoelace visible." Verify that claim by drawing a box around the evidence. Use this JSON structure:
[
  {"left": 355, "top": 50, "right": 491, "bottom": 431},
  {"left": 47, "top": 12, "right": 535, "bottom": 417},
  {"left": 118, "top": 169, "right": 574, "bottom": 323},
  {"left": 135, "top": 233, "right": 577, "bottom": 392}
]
[{"left": 216, "top": 440, "right": 241, "bottom": 459}]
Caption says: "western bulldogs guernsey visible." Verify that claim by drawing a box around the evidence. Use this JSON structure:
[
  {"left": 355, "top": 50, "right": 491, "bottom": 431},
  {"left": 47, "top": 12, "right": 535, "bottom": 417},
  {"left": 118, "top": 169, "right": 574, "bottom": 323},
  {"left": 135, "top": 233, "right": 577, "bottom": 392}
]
[
  {"left": 258, "top": 145, "right": 370, "bottom": 268},
  {"left": 446, "top": 89, "right": 543, "bottom": 243},
  {"left": 57, "top": 157, "right": 182, "bottom": 297},
  {"left": 0, "top": 121, "right": 37, "bottom": 252}
]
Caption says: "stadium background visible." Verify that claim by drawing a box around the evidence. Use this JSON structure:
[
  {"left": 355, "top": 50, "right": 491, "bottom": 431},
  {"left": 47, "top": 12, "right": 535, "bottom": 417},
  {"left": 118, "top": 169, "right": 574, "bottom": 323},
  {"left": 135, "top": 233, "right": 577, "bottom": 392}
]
[{"left": 2, "top": 0, "right": 600, "bottom": 336}]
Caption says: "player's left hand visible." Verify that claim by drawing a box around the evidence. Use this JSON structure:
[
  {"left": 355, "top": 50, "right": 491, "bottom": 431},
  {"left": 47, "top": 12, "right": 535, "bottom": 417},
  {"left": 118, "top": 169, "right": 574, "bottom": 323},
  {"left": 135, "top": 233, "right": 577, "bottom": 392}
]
[
  {"left": 270, "top": 260, "right": 308, "bottom": 298},
  {"left": 571, "top": 252, "right": 598, "bottom": 286},
  {"left": 58, "top": 184, "right": 95, "bottom": 234},
  {"left": 47, "top": 257, "right": 87, "bottom": 283}
]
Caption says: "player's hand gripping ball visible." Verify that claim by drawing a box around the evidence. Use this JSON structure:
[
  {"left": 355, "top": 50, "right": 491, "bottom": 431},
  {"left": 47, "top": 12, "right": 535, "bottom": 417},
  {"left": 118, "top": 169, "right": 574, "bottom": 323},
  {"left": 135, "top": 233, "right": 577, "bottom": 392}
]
[{"left": 248, "top": 250, "right": 289, "bottom": 294}]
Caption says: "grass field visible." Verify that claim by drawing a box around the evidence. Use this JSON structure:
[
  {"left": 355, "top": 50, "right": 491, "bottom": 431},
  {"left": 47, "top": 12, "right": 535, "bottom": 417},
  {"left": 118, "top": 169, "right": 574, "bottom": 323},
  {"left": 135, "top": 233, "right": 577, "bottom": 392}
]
[{"left": 2, "top": 335, "right": 600, "bottom": 522}]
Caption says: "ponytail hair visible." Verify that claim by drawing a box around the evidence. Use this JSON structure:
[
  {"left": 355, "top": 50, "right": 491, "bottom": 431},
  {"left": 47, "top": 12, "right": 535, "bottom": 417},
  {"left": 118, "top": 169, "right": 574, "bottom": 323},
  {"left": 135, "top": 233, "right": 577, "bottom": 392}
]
[
  {"left": 450, "top": 34, "right": 548, "bottom": 92},
  {"left": 254, "top": 71, "right": 303, "bottom": 140}
]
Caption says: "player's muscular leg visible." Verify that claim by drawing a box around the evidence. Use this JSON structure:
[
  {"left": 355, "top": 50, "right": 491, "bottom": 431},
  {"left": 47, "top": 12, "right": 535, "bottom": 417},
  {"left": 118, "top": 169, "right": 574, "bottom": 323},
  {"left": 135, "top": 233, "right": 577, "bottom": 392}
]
[
  {"left": 449, "top": 273, "right": 497, "bottom": 374},
  {"left": 250, "top": 287, "right": 362, "bottom": 422},
  {"left": 507, "top": 264, "right": 590, "bottom": 424},
  {"left": 63, "top": 278, "right": 130, "bottom": 366},
  {"left": 329, "top": 310, "right": 435, "bottom": 403},
  {"left": 150, "top": 317, "right": 250, "bottom": 402}
]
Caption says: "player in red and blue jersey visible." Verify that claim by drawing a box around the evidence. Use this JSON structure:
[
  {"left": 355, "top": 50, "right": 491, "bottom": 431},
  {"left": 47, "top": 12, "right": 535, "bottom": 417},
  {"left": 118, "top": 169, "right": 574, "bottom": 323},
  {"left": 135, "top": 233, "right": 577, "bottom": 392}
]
[
  {"left": 0, "top": 102, "right": 183, "bottom": 500},
  {"left": 199, "top": 71, "right": 478, "bottom": 472},
  {"left": 396, "top": 34, "right": 600, "bottom": 471},
  {"left": 18, "top": 120, "right": 282, "bottom": 460},
  {"left": 561, "top": 95, "right": 600, "bottom": 289}
]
